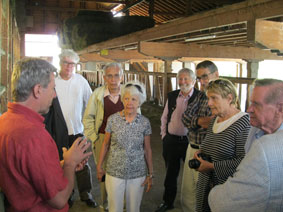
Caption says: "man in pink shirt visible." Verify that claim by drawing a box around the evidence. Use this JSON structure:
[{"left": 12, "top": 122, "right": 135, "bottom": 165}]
[
  {"left": 0, "top": 58, "right": 92, "bottom": 211},
  {"left": 156, "top": 68, "right": 197, "bottom": 212}
]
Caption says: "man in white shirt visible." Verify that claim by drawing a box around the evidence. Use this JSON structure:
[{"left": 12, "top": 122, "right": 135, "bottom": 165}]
[{"left": 55, "top": 49, "right": 97, "bottom": 208}]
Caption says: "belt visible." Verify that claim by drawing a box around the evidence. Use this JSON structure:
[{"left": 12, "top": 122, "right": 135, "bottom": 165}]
[
  {"left": 190, "top": 143, "right": 200, "bottom": 149},
  {"left": 168, "top": 133, "right": 188, "bottom": 141}
]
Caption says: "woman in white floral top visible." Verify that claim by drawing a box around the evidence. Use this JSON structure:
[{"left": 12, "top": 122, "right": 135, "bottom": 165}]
[{"left": 96, "top": 81, "right": 153, "bottom": 212}]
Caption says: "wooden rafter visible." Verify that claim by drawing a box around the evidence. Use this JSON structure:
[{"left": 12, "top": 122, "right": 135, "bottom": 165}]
[
  {"left": 68, "top": 0, "right": 125, "bottom": 3},
  {"left": 138, "top": 41, "right": 283, "bottom": 60},
  {"left": 254, "top": 19, "right": 283, "bottom": 51},
  {"left": 78, "top": 0, "right": 283, "bottom": 54}
]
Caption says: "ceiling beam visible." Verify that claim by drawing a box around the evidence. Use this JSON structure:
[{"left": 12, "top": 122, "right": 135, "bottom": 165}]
[
  {"left": 80, "top": 53, "right": 114, "bottom": 62},
  {"left": 98, "top": 49, "right": 154, "bottom": 60},
  {"left": 78, "top": 0, "right": 283, "bottom": 54},
  {"left": 254, "top": 19, "right": 283, "bottom": 51},
  {"left": 138, "top": 41, "right": 283, "bottom": 60},
  {"left": 68, "top": 0, "right": 125, "bottom": 3},
  {"left": 26, "top": 5, "right": 109, "bottom": 12},
  {"left": 114, "top": 0, "right": 146, "bottom": 16}
]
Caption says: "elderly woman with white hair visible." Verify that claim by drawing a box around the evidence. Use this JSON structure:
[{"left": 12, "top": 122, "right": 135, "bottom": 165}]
[{"left": 96, "top": 81, "right": 153, "bottom": 212}]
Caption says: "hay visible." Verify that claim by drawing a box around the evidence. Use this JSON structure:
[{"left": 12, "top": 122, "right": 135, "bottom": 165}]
[{"left": 58, "top": 11, "right": 155, "bottom": 51}]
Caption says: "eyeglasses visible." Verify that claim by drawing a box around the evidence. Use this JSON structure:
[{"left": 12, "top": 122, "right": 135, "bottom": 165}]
[
  {"left": 125, "top": 83, "right": 143, "bottom": 94},
  {"left": 105, "top": 74, "right": 121, "bottom": 80},
  {"left": 62, "top": 61, "right": 76, "bottom": 67},
  {"left": 196, "top": 72, "right": 213, "bottom": 81}
]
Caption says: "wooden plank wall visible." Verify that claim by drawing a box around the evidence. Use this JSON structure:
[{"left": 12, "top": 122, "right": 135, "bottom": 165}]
[{"left": 0, "top": 0, "right": 21, "bottom": 113}]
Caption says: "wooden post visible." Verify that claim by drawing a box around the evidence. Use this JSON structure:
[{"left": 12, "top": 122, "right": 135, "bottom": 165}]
[
  {"left": 163, "top": 60, "right": 173, "bottom": 106},
  {"left": 245, "top": 60, "right": 260, "bottom": 111}
]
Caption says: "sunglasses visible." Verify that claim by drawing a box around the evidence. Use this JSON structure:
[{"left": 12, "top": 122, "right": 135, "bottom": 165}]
[
  {"left": 125, "top": 83, "right": 143, "bottom": 94},
  {"left": 208, "top": 79, "right": 228, "bottom": 87}
]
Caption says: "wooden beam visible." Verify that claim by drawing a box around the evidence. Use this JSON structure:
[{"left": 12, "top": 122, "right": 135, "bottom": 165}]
[
  {"left": 114, "top": 0, "right": 146, "bottom": 16},
  {"left": 99, "top": 49, "right": 154, "bottom": 60},
  {"left": 26, "top": 6, "right": 109, "bottom": 12},
  {"left": 78, "top": 0, "right": 283, "bottom": 54},
  {"left": 69, "top": 0, "right": 126, "bottom": 3},
  {"left": 254, "top": 19, "right": 283, "bottom": 51},
  {"left": 138, "top": 41, "right": 283, "bottom": 60},
  {"left": 80, "top": 53, "right": 114, "bottom": 62}
]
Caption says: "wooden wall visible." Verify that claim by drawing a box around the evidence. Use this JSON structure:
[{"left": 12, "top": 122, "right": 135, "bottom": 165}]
[{"left": 0, "top": 0, "right": 21, "bottom": 113}]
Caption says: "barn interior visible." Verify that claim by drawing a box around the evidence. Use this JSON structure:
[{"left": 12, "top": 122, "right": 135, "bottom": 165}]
[
  {"left": 1, "top": 0, "right": 283, "bottom": 211},
  {"left": 1, "top": 0, "right": 283, "bottom": 113}
]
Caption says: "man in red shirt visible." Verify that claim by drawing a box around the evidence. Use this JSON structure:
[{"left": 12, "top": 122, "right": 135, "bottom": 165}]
[{"left": 0, "top": 58, "right": 92, "bottom": 211}]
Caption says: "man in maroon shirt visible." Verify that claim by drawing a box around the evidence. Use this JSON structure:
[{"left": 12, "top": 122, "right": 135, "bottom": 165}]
[
  {"left": 83, "top": 62, "right": 124, "bottom": 211},
  {"left": 0, "top": 58, "right": 92, "bottom": 211}
]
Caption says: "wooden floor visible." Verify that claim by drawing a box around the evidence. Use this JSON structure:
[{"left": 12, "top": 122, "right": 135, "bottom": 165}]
[{"left": 69, "top": 124, "right": 184, "bottom": 212}]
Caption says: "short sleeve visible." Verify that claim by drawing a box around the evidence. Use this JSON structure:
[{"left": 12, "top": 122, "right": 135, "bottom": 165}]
[
  {"left": 105, "top": 114, "right": 114, "bottom": 133},
  {"left": 143, "top": 117, "right": 152, "bottom": 136}
]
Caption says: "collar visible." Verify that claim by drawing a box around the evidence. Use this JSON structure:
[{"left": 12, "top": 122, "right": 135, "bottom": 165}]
[
  {"left": 120, "top": 110, "right": 141, "bottom": 124},
  {"left": 58, "top": 72, "right": 74, "bottom": 80},
  {"left": 7, "top": 102, "right": 44, "bottom": 124},
  {"left": 255, "top": 123, "right": 283, "bottom": 138},
  {"left": 178, "top": 87, "right": 194, "bottom": 98},
  {"left": 104, "top": 87, "right": 121, "bottom": 98}
]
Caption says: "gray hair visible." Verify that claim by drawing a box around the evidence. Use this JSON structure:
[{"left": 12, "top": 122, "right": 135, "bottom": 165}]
[
  {"left": 196, "top": 60, "right": 218, "bottom": 74},
  {"left": 12, "top": 57, "right": 57, "bottom": 102},
  {"left": 121, "top": 81, "right": 146, "bottom": 106},
  {"left": 103, "top": 63, "right": 123, "bottom": 76},
  {"left": 177, "top": 68, "right": 196, "bottom": 81},
  {"left": 59, "top": 49, "right": 80, "bottom": 63},
  {"left": 254, "top": 78, "right": 283, "bottom": 104}
]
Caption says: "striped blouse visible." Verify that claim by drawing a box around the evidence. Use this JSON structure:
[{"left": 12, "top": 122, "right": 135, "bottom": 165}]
[{"left": 196, "top": 113, "right": 251, "bottom": 212}]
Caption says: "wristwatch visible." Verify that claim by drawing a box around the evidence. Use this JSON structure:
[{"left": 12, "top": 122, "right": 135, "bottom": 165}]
[{"left": 147, "top": 173, "right": 154, "bottom": 179}]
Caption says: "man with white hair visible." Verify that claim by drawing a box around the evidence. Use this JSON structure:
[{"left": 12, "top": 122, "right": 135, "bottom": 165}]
[
  {"left": 156, "top": 68, "right": 197, "bottom": 212},
  {"left": 83, "top": 62, "right": 124, "bottom": 211},
  {"left": 209, "top": 78, "right": 283, "bottom": 212},
  {"left": 55, "top": 49, "right": 96, "bottom": 208}
]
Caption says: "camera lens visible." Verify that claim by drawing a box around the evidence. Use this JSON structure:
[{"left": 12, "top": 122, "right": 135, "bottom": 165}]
[{"left": 188, "top": 159, "right": 201, "bottom": 169}]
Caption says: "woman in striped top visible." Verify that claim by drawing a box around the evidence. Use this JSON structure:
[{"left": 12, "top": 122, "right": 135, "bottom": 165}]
[{"left": 193, "top": 78, "right": 251, "bottom": 212}]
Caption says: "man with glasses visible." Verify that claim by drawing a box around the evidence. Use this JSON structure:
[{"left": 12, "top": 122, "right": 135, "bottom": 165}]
[
  {"left": 55, "top": 49, "right": 97, "bottom": 208},
  {"left": 196, "top": 60, "right": 219, "bottom": 92},
  {"left": 83, "top": 63, "right": 124, "bottom": 211},
  {"left": 181, "top": 60, "right": 218, "bottom": 212}
]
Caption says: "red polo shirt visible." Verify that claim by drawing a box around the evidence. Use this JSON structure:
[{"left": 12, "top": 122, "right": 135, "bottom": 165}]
[{"left": 0, "top": 103, "right": 68, "bottom": 212}]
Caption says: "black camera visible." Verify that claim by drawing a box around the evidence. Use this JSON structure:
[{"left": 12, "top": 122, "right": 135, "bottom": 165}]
[{"left": 188, "top": 153, "right": 211, "bottom": 169}]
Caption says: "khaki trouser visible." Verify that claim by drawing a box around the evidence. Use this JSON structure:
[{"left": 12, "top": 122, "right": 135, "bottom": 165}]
[
  {"left": 94, "top": 133, "right": 108, "bottom": 209},
  {"left": 181, "top": 145, "right": 199, "bottom": 212}
]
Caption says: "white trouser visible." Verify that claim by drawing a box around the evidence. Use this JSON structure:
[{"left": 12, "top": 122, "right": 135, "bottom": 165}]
[
  {"left": 181, "top": 144, "right": 199, "bottom": 212},
  {"left": 106, "top": 174, "right": 145, "bottom": 212}
]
